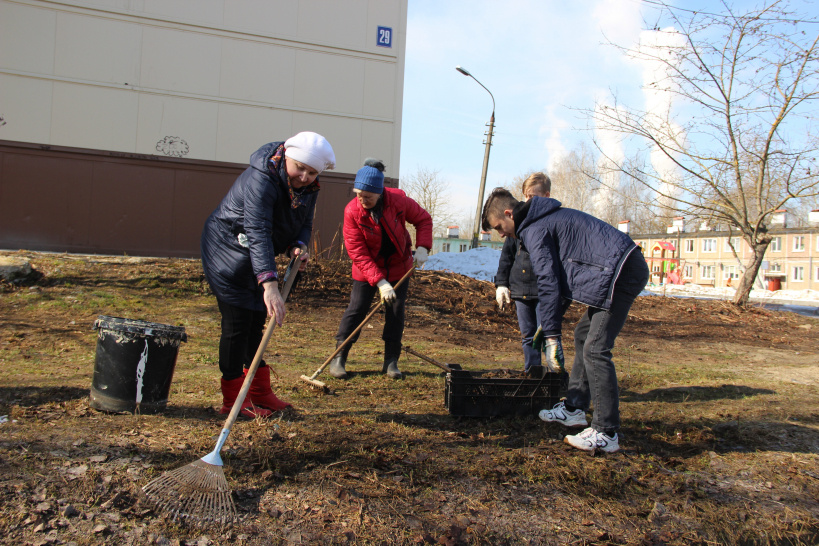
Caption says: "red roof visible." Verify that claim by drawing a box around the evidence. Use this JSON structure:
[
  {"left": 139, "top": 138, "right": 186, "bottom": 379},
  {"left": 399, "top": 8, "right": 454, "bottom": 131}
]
[{"left": 652, "top": 241, "right": 676, "bottom": 251}]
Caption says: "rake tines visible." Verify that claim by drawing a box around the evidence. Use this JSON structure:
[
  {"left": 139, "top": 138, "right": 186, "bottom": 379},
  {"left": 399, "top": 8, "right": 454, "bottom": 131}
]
[
  {"left": 142, "top": 257, "right": 301, "bottom": 526},
  {"left": 142, "top": 458, "right": 237, "bottom": 525}
]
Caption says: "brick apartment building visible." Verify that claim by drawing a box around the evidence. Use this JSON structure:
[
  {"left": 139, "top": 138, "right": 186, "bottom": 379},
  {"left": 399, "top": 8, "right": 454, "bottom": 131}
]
[{"left": 625, "top": 210, "right": 819, "bottom": 291}]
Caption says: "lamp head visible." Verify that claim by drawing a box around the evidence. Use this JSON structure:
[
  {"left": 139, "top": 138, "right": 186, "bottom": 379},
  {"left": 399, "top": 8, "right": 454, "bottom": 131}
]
[{"left": 455, "top": 66, "right": 471, "bottom": 77}]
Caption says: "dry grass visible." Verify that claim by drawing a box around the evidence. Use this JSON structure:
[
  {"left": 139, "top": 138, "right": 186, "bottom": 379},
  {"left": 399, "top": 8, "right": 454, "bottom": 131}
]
[{"left": 0, "top": 251, "right": 817, "bottom": 545}]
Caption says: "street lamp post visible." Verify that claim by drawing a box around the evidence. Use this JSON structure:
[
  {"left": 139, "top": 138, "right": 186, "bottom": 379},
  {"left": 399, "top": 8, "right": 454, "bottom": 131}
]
[{"left": 456, "top": 66, "right": 495, "bottom": 249}]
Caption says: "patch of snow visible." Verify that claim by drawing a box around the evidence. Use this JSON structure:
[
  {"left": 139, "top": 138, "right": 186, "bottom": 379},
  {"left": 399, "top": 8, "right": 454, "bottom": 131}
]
[
  {"left": 644, "top": 283, "right": 819, "bottom": 304},
  {"left": 422, "top": 247, "right": 501, "bottom": 282},
  {"left": 424, "top": 248, "right": 819, "bottom": 306}
]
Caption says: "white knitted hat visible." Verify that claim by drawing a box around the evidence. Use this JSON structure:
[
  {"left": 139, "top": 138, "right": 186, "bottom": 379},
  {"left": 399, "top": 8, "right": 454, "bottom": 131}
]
[{"left": 284, "top": 131, "right": 336, "bottom": 172}]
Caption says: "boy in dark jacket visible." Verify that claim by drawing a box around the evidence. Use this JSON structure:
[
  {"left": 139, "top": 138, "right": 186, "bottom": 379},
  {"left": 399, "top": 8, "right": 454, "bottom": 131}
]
[
  {"left": 482, "top": 188, "right": 649, "bottom": 453},
  {"left": 494, "top": 172, "right": 551, "bottom": 372}
]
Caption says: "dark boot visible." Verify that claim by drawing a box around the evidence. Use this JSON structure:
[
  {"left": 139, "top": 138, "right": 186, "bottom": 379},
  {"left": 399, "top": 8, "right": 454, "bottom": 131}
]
[
  {"left": 328, "top": 341, "right": 350, "bottom": 379},
  {"left": 382, "top": 341, "right": 403, "bottom": 379},
  {"left": 220, "top": 376, "right": 272, "bottom": 419},
  {"left": 247, "top": 365, "right": 292, "bottom": 411}
]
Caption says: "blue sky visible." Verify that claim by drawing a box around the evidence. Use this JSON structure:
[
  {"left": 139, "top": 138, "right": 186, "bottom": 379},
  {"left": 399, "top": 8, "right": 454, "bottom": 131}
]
[
  {"left": 398, "top": 0, "right": 814, "bottom": 225},
  {"left": 398, "top": 0, "right": 652, "bottom": 222}
]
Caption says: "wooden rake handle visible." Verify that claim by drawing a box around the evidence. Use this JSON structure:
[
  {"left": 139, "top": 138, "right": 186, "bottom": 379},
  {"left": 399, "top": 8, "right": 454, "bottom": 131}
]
[
  {"left": 222, "top": 257, "right": 300, "bottom": 432},
  {"left": 306, "top": 267, "right": 415, "bottom": 381},
  {"left": 403, "top": 346, "right": 452, "bottom": 372}
]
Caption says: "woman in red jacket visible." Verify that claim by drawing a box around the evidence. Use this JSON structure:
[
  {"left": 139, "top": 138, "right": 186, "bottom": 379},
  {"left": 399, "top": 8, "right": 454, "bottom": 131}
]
[{"left": 328, "top": 159, "right": 433, "bottom": 379}]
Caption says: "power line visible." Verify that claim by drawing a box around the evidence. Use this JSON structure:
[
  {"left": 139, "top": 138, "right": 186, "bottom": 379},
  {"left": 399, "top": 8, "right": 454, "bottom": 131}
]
[{"left": 635, "top": 0, "right": 819, "bottom": 25}]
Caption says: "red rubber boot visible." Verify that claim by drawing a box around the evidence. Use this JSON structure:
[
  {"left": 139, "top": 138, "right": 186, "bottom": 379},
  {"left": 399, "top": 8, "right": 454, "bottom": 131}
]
[
  {"left": 248, "top": 366, "right": 292, "bottom": 411},
  {"left": 220, "top": 376, "right": 272, "bottom": 418}
]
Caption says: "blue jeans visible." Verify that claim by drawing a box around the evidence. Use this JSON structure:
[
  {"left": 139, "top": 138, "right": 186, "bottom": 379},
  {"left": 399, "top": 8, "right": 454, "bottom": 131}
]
[
  {"left": 515, "top": 299, "right": 541, "bottom": 371},
  {"left": 565, "top": 250, "right": 649, "bottom": 434}
]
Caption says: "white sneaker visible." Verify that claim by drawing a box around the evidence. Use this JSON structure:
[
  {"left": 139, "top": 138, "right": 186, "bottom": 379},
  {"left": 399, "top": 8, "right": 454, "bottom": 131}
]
[
  {"left": 564, "top": 427, "right": 619, "bottom": 453},
  {"left": 538, "top": 401, "right": 588, "bottom": 427}
]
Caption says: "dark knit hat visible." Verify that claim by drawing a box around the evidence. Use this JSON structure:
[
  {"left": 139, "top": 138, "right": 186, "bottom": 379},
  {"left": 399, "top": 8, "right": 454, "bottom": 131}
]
[{"left": 354, "top": 159, "right": 385, "bottom": 194}]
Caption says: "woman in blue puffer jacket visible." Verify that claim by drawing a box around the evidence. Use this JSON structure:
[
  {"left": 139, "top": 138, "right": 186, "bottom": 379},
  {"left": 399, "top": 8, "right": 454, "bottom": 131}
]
[{"left": 201, "top": 132, "right": 335, "bottom": 418}]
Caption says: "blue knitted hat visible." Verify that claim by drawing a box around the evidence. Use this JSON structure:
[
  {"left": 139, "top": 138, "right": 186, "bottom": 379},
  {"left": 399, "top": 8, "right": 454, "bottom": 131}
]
[{"left": 354, "top": 165, "right": 384, "bottom": 194}]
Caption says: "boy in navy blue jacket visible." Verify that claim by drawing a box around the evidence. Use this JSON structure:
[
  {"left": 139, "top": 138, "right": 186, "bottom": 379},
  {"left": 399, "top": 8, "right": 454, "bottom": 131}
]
[{"left": 482, "top": 188, "right": 649, "bottom": 453}]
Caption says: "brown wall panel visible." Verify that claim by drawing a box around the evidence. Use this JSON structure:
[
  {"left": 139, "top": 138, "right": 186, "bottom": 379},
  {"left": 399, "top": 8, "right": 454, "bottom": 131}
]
[
  {"left": 170, "top": 169, "right": 239, "bottom": 256},
  {"left": 313, "top": 180, "right": 355, "bottom": 256},
  {"left": 90, "top": 161, "right": 177, "bottom": 254},
  {"left": 0, "top": 141, "right": 393, "bottom": 259},
  {"left": 1, "top": 152, "right": 94, "bottom": 249}
]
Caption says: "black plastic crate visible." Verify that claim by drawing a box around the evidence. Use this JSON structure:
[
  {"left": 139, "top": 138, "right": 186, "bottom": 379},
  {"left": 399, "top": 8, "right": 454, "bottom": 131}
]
[{"left": 444, "top": 365, "right": 565, "bottom": 417}]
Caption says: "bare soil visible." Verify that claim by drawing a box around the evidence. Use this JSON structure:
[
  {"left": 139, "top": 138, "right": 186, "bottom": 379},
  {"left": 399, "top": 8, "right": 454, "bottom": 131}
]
[{"left": 0, "top": 250, "right": 817, "bottom": 545}]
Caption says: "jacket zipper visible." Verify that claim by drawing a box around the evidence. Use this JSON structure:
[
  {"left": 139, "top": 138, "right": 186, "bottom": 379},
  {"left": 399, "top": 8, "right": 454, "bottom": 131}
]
[{"left": 566, "top": 257, "right": 609, "bottom": 271}]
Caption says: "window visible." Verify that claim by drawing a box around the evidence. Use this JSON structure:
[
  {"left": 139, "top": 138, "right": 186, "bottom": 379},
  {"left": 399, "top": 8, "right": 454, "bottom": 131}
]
[
  {"left": 442, "top": 243, "right": 450, "bottom": 252},
  {"left": 459, "top": 243, "right": 467, "bottom": 253},
  {"left": 684, "top": 265, "right": 694, "bottom": 278},
  {"left": 725, "top": 237, "right": 740, "bottom": 252},
  {"left": 684, "top": 239, "right": 694, "bottom": 253},
  {"left": 793, "top": 236, "right": 805, "bottom": 251},
  {"left": 701, "top": 265, "right": 716, "bottom": 279},
  {"left": 702, "top": 239, "right": 716, "bottom": 252},
  {"left": 815, "top": 266, "right": 819, "bottom": 281},
  {"left": 723, "top": 265, "right": 739, "bottom": 279},
  {"left": 770, "top": 237, "right": 781, "bottom": 252},
  {"left": 793, "top": 266, "right": 804, "bottom": 281},
  {"left": 770, "top": 262, "right": 782, "bottom": 273},
  {"left": 652, "top": 263, "right": 661, "bottom": 273}
]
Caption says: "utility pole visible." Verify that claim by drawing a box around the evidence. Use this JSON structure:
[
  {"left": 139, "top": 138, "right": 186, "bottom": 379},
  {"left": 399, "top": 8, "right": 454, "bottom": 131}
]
[
  {"left": 455, "top": 66, "right": 495, "bottom": 250},
  {"left": 471, "top": 114, "right": 495, "bottom": 249}
]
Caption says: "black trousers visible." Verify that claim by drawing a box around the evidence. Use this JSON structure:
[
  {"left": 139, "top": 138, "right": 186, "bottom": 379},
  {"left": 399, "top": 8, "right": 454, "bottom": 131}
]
[
  {"left": 335, "top": 279, "right": 410, "bottom": 346},
  {"left": 217, "top": 299, "right": 267, "bottom": 380}
]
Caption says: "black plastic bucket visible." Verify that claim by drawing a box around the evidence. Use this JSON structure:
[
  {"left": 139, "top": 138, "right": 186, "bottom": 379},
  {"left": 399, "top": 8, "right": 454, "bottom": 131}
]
[{"left": 90, "top": 315, "right": 187, "bottom": 413}]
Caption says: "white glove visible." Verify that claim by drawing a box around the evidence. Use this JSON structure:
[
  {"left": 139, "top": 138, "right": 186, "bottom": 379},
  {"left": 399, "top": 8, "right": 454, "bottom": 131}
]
[
  {"left": 495, "top": 286, "right": 511, "bottom": 310},
  {"left": 377, "top": 279, "right": 397, "bottom": 304},
  {"left": 414, "top": 247, "right": 428, "bottom": 266}
]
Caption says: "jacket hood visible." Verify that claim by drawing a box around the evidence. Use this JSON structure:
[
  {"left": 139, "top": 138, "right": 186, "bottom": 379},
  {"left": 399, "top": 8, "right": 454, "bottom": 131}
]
[
  {"left": 517, "top": 196, "right": 562, "bottom": 234},
  {"left": 249, "top": 141, "right": 285, "bottom": 172}
]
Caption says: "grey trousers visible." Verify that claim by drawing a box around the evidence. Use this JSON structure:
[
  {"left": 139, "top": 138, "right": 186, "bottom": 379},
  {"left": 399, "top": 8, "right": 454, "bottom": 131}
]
[{"left": 565, "top": 250, "right": 649, "bottom": 434}]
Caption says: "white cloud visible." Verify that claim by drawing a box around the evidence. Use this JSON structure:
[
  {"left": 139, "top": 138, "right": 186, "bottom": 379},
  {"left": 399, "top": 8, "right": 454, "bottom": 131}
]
[
  {"left": 637, "top": 27, "right": 688, "bottom": 208},
  {"left": 592, "top": 0, "right": 645, "bottom": 56},
  {"left": 401, "top": 0, "right": 652, "bottom": 214},
  {"left": 541, "top": 107, "right": 571, "bottom": 170}
]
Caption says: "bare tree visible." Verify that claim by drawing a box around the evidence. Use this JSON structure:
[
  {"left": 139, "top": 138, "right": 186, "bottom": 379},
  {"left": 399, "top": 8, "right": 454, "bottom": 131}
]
[
  {"left": 453, "top": 213, "right": 477, "bottom": 243},
  {"left": 400, "top": 167, "right": 455, "bottom": 239},
  {"left": 548, "top": 145, "right": 668, "bottom": 233},
  {"left": 504, "top": 174, "right": 527, "bottom": 200},
  {"left": 585, "top": 0, "right": 819, "bottom": 305},
  {"left": 550, "top": 143, "right": 599, "bottom": 213}
]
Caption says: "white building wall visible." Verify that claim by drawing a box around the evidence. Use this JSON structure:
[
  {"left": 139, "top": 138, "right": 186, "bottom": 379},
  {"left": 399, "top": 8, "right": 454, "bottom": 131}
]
[{"left": 0, "top": 0, "right": 407, "bottom": 177}]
